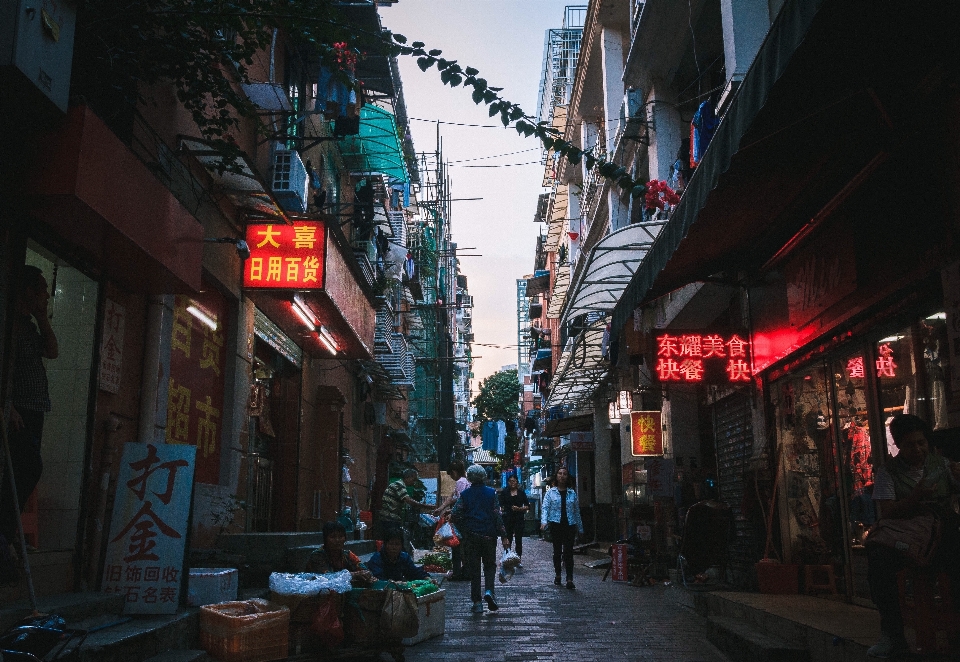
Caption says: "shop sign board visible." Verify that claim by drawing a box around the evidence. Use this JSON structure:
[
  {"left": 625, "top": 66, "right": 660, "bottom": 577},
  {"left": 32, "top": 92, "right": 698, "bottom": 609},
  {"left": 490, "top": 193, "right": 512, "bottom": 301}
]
[
  {"left": 568, "top": 431, "right": 594, "bottom": 452},
  {"left": 784, "top": 224, "right": 856, "bottom": 329},
  {"left": 644, "top": 458, "right": 675, "bottom": 497},
  {"left": 243, "top": 222, "right": 326, "bottom": 289},
  {"left": 610, "top": 543, "right": 628, "bottom": 582},
  {"left": 167, "top": 288, "right": 228, "bottom": 484},
  {"left": 102, "top": 442, "right": 195, "bottom": 614},
  {"left": 98, "top": 299, "right": 125, "bottom": 393},
  {"left": 653, "top": 332, "right": 752, "bottom": 384},
  {"left": 630, "top": 411, "right": 664, "bottom": 457}
]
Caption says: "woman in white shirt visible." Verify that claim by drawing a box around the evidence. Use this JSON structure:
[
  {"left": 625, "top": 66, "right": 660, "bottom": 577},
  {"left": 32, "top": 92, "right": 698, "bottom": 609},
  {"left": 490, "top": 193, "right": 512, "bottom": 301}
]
[{"left": 540, "top": 467, "right": 583, "bottom": 589}]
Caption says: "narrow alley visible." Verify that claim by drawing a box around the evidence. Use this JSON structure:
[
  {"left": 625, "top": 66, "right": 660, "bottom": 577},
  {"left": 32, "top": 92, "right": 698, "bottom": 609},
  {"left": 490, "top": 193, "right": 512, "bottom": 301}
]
[{"left": 406, "top": 539, "right": 729, "bottom": 662}]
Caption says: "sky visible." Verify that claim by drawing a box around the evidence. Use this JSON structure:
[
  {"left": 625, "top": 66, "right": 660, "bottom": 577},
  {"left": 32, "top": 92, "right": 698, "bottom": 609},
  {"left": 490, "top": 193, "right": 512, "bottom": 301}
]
[{"left": 381, "top": 0, "right": 571, "bottom": 389}]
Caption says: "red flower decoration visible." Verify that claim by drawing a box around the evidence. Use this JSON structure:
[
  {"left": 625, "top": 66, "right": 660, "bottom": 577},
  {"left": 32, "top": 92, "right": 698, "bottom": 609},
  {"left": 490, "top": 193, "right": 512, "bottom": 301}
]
[{"left": 644, "top": 180, "right": 680, "bottom": 211}]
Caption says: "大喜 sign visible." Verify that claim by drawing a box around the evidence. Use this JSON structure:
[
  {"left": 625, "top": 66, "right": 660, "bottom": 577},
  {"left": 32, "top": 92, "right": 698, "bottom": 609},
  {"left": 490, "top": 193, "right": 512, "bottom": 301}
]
[
  {"left": 244, "top": 222, "right": 326, "bottom": 289},
  {"left": 102, "top": 443, "right": 195, "bottom": 614}
]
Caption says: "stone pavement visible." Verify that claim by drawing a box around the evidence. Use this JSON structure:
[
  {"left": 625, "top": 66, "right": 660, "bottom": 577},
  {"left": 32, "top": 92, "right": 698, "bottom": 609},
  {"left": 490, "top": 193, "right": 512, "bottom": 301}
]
[{"left": 404, "top": 537, "right": 731, "bottom": 662}]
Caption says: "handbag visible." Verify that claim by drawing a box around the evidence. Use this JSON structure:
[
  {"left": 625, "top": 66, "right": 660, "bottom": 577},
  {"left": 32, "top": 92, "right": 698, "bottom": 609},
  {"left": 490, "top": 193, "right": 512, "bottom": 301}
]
[{"left": 865, "top": 513, "right": 941, "bottom": 567}]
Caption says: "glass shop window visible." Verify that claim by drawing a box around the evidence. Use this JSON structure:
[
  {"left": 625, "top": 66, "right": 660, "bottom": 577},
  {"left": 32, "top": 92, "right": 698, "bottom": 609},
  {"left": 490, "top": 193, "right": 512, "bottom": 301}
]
[
  {"left": 832, "top": 352, "right": 876, "bottom": 540},
  {"left": 919, "top": 312, "right": 950, "bottom": 431}
]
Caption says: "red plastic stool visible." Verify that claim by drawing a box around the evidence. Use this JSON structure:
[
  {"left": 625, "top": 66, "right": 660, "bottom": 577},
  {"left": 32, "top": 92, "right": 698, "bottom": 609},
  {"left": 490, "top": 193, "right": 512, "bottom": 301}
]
[
  {"left": 20, "top": 490, "right": 39, "bottom": 549},
  {"left": 897, "top": 569, "right": 960, "bottom": 655}
]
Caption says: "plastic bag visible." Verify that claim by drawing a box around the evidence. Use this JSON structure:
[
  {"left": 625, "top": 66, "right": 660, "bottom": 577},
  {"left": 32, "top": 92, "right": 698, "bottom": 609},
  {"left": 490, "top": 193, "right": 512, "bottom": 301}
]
[
  {"left": 380, "top": 588, "right": 419, "bottom": 639},
  {"left": 311, "top": 596, "right": 344, "bottom": 648},
  {"left": 269, "top": 569, "right": 353, "bottom": 596},
  {"left": 502, "top": 548, "right": 521, "bottom": 570},
  {"left": 419, "top": 513, "right": 439, "bottom": 528},
  {"left": 435, "top": 522, "right": 460, "bottom": 547}
]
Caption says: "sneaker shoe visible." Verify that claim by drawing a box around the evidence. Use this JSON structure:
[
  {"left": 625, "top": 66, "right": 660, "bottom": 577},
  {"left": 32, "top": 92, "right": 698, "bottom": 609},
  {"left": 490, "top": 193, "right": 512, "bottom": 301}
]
[
  {"left": 484, "top": 590, "right": 499, "bottom": 611},
  {"left": 554, "top": 575, "right": 561, "bottom": 586},
  {"left": 566, "top": 580, "right": 576, "bottom": 590},
  {"left": 471, "top": 601, "right": 484, "bottom": 613},
  {"left": 498, "top": 568, "right": 507, "bottom": 583},
  {"left": 867, "top": 634, "right": 909, "bottom": 658}
]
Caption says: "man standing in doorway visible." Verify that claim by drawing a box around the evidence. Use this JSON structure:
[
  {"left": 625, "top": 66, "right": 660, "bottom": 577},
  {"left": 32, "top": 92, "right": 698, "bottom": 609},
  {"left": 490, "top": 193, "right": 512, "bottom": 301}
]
[{"left": 1, "top": 266, "right": 58, "bottom": 577}]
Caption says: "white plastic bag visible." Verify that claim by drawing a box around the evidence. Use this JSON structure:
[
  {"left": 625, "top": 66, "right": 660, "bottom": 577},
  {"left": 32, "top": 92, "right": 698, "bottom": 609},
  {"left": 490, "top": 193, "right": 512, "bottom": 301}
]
[
  {"left": 268, "top": 569, "right": 353, "bottom": 596},
  {"left": 502, "top": 548, "right": 521, "bottom": 570}
]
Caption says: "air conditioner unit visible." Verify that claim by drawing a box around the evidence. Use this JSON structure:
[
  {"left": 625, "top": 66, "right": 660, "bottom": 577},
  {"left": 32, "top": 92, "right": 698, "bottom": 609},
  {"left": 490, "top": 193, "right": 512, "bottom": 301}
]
[
  {"left": 272, "top": 149, "right": 308, "bottom": 212},
  {"left": 621, "top": 87, "right": 648, "bottom": 142}
]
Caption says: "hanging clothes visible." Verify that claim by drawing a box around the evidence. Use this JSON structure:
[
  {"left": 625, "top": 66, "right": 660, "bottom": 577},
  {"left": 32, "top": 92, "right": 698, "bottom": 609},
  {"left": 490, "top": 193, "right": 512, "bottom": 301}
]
[
  {"left": 482, "top": 420, "right": 498, "bottom": 452},
  {"left": 690, "top": 101, "right": 718, "bottom": 168},
  {"left": 496, "top": 420, "right": 507, "bottom": 455}
]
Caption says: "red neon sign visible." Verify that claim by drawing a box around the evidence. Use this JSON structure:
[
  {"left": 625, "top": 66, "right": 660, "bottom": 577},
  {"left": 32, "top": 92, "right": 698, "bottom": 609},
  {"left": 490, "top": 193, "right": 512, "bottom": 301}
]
[
  {"left": 655, "top": 333, "right": 751, "bottom": 383},
  {"left": 630, "top": 411, "right": 663, "bottom": 456},
  {"left": 845, "top": 347, "right": 898, "bottom": 379},
  {"left": 243, "top": 222, "right": 327, "bottom": 289}
]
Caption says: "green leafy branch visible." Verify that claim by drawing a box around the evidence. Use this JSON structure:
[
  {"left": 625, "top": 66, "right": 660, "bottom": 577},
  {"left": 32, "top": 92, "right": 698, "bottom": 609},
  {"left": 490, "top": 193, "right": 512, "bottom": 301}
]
[{"left": 387, "top": 33, "right": 649, "bottom": 200}]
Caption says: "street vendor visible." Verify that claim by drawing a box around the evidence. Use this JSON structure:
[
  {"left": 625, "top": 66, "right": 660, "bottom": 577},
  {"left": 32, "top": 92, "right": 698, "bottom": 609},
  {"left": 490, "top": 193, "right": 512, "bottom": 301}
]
[
  {"left": 367, "top": 529, "right": 433, "bottom": 582},
  {"left": 306, "top": 521, "right": 373, "bottom": 586}
]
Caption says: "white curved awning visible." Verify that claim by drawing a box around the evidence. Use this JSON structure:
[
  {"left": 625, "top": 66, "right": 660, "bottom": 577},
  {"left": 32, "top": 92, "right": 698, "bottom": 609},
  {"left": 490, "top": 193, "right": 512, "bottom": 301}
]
[
  {"left": 545, "top": 320, "right": 607, "bottom": 412},
  {"left": 546, "top": 264, "right": 570, "bottom": 319},
  {"left": 562, "top": 219, "right": 667, "bottom": 323}
]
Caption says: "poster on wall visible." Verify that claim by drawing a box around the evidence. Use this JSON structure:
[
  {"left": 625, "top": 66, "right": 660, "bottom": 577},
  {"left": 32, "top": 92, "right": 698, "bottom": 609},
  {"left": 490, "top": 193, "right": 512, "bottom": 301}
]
[
  {"left": 166, "top": 287, "right": 228, "bottom": 484},
  {"left": 102, "top": 442, "right": 195, "bottom": 614},
  {"left": 630, "top": 411, "right": 664, "bottom": 456},
  {"left": 98, "top": 299, "right": 125, "bottom": 393}
]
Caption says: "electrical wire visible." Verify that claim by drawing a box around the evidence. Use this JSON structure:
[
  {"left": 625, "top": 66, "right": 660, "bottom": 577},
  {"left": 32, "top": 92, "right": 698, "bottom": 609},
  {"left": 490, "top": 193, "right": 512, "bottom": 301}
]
[
  {"left": 454, "top": 161, "right": 542, "bottom": 168},
  {"left": 408, "top": 116, "right": 503, "bottom": 128},
  {"left": 448, "top": 147, "right": 541, "bottom": 163}
]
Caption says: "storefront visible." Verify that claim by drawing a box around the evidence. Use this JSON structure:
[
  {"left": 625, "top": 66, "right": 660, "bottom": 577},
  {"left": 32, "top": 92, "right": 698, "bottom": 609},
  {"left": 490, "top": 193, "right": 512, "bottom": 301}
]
[{"left": 762, "top": 280, "right": 953, "bottom": 602}]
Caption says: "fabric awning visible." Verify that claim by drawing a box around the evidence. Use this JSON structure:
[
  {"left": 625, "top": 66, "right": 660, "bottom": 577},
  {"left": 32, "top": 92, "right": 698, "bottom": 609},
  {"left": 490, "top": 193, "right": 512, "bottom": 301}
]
[
  {"left": 545, "top": 184, "right": 569, "bottom": 252},
  {"left": 339, "top": 105, "right": 407, "bottom": 183},
  {"left": 180, "top": 138, "right": 286, "bottom": 220},
  {"left": 545, "top": 321, "right": 607, "bottom": 411},
  {"left": 546, "top": 265, "right": 570, "bottom": 319},
  {"left": 542, "top": 413, "right": 593, "bottom": 437},
  {"left": 610, "top": 0, "right": 948, "bottom": 342},
  {"left": 563, "top": 220, "right": 666, "bottom": 324}
]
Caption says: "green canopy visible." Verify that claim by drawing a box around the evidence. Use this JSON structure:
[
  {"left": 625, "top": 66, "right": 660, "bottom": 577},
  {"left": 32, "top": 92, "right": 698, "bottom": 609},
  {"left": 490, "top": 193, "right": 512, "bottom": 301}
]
[{"left": 338, "top": 105, "right": 408, "bottom": 183}]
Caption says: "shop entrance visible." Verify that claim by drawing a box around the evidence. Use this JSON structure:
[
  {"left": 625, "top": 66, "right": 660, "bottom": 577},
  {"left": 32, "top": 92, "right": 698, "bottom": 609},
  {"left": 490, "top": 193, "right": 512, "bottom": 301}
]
[{"left": 23, "top": 242, "right": 99, "bottom": 552}]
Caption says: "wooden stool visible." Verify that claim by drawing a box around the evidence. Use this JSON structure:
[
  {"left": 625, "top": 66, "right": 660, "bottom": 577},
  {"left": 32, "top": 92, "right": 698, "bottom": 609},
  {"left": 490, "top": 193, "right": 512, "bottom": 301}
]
[
  {"left": 20, "top": 490, "right": 39, "bottom": 549},
  {"left": 897, "top": 569, "right": 960, "bottom": 655},
  {"left": 803, "top": 564, "right": 838, "bottom": 595}
]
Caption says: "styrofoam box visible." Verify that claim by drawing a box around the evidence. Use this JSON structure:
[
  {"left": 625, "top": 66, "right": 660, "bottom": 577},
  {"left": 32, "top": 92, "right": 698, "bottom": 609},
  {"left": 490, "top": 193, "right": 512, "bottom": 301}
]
[
  {"left": 188, "top": 567, "right": 239, "bottom": 607},
  {"left": 402, "top": 588, "right": 445, "bottom": 646}
]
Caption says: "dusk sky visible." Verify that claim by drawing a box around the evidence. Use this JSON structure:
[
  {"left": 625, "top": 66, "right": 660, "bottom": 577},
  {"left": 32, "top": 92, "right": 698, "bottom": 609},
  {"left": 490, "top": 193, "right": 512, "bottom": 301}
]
[{"left": 382, "top": 0, "right": 572, "bottom": 388}]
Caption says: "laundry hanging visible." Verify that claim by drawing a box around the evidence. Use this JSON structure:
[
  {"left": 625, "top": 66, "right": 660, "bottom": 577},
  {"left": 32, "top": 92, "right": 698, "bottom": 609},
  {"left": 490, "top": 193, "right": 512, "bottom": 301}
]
[{"left": 690, "top": 100, "right": 718, "bottom": 168}]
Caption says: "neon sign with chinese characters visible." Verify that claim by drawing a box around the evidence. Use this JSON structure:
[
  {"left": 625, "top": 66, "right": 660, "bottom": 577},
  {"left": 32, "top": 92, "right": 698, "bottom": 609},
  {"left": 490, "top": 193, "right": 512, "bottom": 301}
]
[
  {"left": 654, "top": 333, "right": 752, "bottom": 384},
  {"left": 243, "top": 222, "right": 326, "bottom": 289},
  {"left": 846, "top": 344, "right": 898, "bottom": 379},
  {"left": 630, "top": 411, "right": 664, "bottom": 456}
]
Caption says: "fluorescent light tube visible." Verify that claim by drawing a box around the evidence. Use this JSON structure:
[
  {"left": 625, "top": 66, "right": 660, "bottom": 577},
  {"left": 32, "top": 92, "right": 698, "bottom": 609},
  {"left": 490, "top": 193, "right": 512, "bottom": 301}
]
[{"left": 186, "top": 304, "right": 218, "bottom": 331}]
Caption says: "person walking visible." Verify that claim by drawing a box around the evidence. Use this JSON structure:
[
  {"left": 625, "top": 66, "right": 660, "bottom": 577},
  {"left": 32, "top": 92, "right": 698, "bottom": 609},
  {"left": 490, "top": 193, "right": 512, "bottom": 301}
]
[
  {"left": 433, "top": 460, "right": 468, "bottom": 580},
  {"left": 498, "top": 474, "right": 529, "bottom": 563},
  {"left": 540, "top": 466, "right": 583, "bottom": 589},
  {"left": 450, "top": 464, "right": 509, "bottom": 613}
]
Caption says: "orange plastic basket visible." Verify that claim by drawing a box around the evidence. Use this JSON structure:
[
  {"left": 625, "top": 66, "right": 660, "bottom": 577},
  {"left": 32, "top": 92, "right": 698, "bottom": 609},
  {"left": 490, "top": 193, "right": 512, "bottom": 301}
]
[{"left": 200, "top": 599, "right": 290, "bottom": 662}]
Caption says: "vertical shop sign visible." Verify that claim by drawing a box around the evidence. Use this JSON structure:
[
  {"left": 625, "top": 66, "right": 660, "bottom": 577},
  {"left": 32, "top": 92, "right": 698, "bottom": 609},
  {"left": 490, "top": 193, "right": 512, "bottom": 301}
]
[
  {"left": 98, "top": 299, "right": 125, "bottom": 393},
  {"left": 611, "top": 543, "right": 628, "bottom": 582},
  {"left": 941, "top": 263, "right": 960, "bottom": 392},
  {"left": 166, "top": 286, "right": 228, "bottom": 484},
  {"left": 630, "top": 411, "right": 664, "bottom": 456},
  {"left": 102, "top": 442, "right": 195, "bottom": 614}
]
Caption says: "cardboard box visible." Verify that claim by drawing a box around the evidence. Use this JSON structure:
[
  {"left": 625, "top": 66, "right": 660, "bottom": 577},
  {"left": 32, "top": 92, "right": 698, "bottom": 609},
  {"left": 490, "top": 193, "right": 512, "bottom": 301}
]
[{"left": 189, "top": 567, "right": 239, "bottom": 607}]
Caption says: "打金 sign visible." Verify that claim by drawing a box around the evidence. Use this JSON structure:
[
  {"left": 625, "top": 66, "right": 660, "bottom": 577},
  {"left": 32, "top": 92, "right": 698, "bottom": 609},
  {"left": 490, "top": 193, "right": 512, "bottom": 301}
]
[
  {"left": 98, "top": 299, "right": 125, "bottom": 393},
  {"left": 244, "top": 222, "right": 327, "bottom": 289},
  {"left": 653, "top": 332, "right": 752, "bottom": 384},
  {"left": 630, "top": 411, "right": 663, "bottom": 457},
  {"left": 166, "top": 287, "right": 227, "bottom": 485},
  {"left": 103, "top": 443, "right": 195, "bottom": 614}
]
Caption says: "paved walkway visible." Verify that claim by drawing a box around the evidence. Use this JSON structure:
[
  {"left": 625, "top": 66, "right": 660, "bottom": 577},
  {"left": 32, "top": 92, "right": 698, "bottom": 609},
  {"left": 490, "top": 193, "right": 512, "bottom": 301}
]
[{"left": 405, "top": 538, "right": 731, "bottom": 662}]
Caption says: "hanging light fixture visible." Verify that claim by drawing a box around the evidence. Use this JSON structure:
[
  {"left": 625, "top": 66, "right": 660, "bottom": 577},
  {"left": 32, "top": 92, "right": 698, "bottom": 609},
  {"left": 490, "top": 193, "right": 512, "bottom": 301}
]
[
  {"left": 316, "top": 325, "right": 338, "bottom": 355},
  {"left": 291, "top": 295, "right": 316, "bottom": 330}
]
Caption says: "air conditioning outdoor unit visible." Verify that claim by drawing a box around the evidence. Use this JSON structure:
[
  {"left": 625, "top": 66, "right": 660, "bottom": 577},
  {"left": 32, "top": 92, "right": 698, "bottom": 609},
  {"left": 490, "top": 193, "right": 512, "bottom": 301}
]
[
  {"left": 272, "top": 148, "right": 308, "bottom": 212},
  {"left": 621, "top": 87, "right": 648, "bottom": 142}
]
